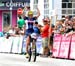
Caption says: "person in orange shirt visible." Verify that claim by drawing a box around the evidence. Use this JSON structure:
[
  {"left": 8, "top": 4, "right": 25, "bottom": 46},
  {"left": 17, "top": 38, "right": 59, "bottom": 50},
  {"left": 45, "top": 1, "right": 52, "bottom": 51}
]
[
  {"left": 45, "top": 18, "right": 55, "bottom": 57},
  {"left": 41, "top": 18, "right": 49, "bottom": 57}
]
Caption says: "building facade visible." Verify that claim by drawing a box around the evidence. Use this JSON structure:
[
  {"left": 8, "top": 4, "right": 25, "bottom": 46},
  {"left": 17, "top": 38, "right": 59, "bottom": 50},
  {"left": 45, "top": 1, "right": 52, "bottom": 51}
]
[
  {"left": 0, "top": 0, "right": 30, "bottom": 32},
  {"left": 30, "top": 0, "right": 75, "bottom": 25}
]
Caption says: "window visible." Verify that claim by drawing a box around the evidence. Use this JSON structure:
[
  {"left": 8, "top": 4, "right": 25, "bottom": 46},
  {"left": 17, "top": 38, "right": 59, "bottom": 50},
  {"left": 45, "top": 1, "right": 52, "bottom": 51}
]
[
  {"left": 33, "top": 0, "right": 38, "bottom": 15},
  {"left": 3, "top": 12, "right": 11, "bottom": 31},
  {"left": 73, "top": 0, "right": 75, "bottom": 2},
  {"left": 44, "top": 10, "right": 49, "bottom": 14},
  {"left": 62, "top": 3, "right": 66, "bottom": 8},
  {"left": 33, "top": 11, "right": 37, "bottom": 15},
  {"left": 34, "top": 0, "right": 38, "bottom": 4},
  {"left": 33, "top": 0, "right": 38, "bottom": 9},
  {"left": 62, "top": 0, "right": 69, "bottom": 2},
  {"left": 44, "top": 0, "right": 49, "bottom": 3},
  {"left": 73, "top": 9, "right": 75, "bottom": 14},
  {"left": 62, "top": 10, "right": 66, "bottom": 14},
  {"left": 44, "top": 4, "right": 49, "bottom": 8},
  {"left": 68, "top": 3, "right": 72, "bottom": 8},
  {"left": 33, "top": 5, "right": 37, "bottom": 9},
  {"left": 73, "top": 2, "right": 75, "bottom": 8},
  {"left": 44, "top": 0, "right": 49, "bottom": 18},
  {"left": 68, "top": 10, "right": 72, "bottom": 14},
  {"left": 44, "top": 15, "right": 49, "bottom": 18}
]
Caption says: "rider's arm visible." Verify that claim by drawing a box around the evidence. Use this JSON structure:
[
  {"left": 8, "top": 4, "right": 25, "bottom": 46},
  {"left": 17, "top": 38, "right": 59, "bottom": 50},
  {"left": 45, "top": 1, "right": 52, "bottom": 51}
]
[{"left": 35, "top": 8, "right": 40, "bottom": 18}]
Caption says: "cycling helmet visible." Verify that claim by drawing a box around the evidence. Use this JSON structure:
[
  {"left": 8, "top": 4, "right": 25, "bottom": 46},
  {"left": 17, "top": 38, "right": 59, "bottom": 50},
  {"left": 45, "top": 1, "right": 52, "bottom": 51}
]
[{"left": 28, "top": 11, "right": 33, "bottom": 15}]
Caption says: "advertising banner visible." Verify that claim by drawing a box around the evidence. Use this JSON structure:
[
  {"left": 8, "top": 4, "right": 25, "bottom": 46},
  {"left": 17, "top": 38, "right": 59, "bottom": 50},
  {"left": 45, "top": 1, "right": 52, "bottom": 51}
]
[
  {"left": 52, "top": 34, "right": 62, "bottom": 57},
  {"left": 17, "top": 36, "right": 23, "bottom": 53},
  {"left": 0, "top": 37, "right": 6, "bottom": 52},
  {"left": 11, "top": 36, "right": 21, "bottom": 53},
  {"left": 0, "top": 37, "right": 13, "bottom": 53},
  {"left": 36, "top": 36, "right": 43, "bottom": 54},
  {"left": 59, "top": 34, "right": 71, "bottom": 58},
  {"left": 69, "top": 34, "right": 75, "bottom": 59},
  {"left": 21, "top": 36, "right": 26, "bottom": 53}
]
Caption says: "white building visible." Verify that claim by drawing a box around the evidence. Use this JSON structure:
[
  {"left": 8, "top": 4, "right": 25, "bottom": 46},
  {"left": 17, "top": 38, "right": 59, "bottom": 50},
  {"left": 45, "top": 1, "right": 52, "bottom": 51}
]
[{"left": 30, "top": 0, "right": 75, "bottom": 25}]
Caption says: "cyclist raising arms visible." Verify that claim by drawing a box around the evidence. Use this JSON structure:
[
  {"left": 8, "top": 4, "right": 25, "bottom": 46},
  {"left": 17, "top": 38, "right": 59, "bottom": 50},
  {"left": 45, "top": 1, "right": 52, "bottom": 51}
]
[{"left": 24, "top": 8, "right": 40, "bottom": 58}]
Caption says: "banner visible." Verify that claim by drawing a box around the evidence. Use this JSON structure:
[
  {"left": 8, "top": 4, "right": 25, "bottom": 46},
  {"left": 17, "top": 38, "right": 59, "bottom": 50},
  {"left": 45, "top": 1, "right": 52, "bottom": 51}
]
[
  {"left": 18, "top": 36, "right": 23, "bottom": 53},
  {"left": 11, "top": 36, "right": 23, "bottom": 53},
  {"left": 69, "top": 34, "right": 75, "bottom": 59},
  {"left": 0, "top": 37, "right": 13, "bottom": 53},
  {"left": 59, "top": 34, "right": 71, "bottom": 58},
  {"left": 0, "top": 37, "right": 5, "bottom": 52},
  {"left": 21, "top": 36, "right": 26, "bottom": 53},
  {"left": 36, "top": 36, "right": 43, "bottom": 54},
  {"left": 52, "top": 34, "right": 62, "bottom": 57},
  {"left": 0, "top": 36, "right": 42, "bottom": 54}
]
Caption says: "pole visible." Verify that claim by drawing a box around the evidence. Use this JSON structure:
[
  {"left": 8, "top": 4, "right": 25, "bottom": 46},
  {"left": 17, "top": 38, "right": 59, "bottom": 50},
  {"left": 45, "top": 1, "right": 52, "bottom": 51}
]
[
  {"left": 48, "top": 15, "right": 58, "bottom": 55},
  {"left": 48, "top": 16, "right": 52, "bottom": 45},
  {"left": 10, "top": 0, "right": 12, "bottom": 27}
]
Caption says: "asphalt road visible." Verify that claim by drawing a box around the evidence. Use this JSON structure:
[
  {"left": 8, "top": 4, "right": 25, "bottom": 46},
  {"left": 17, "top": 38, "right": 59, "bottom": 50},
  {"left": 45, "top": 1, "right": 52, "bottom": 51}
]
[{"left": 0, "top": 53, "right": 75, "bottom": 66}]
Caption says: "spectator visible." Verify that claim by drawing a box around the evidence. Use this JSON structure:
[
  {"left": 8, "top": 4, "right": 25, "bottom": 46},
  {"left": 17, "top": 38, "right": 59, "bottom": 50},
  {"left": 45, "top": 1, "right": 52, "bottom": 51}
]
[
  {"left": 33, "top": 21, "right": 40, "bottom": 35},
  {"left": 40, "top": 18, "right": 49, "bottom": 57},
  {"left": 0, "top": 32, "right": 4, "bottom": 37},
  {"left": 43, "top": 17, "right": 54, "bottom": 57},
  {"left": 8, "top": 27, "right": 16, "bottom": 36},
  {"left": 19, "top": 27, "right": 25, "bottom": 35},
  {"left": 38, "top": 24, "right": 43, "bottom": 33},
  {"left": 6, "top": 26, "right": 20, "bottom": 39},
  {"left": 65, "top": 15, "right": 70, "bottom": 21},
  {"left": 17, "top": 16, "right": 25, "bottom": 30},
  {"left": 72, "top": 17, "right": 75, "bottom": 31},
  {"left": 54, "top": 20, "right": 64, "bottom": 34},
  {"left": 64, "top": 20, "right": 73, "bottom": 33}
]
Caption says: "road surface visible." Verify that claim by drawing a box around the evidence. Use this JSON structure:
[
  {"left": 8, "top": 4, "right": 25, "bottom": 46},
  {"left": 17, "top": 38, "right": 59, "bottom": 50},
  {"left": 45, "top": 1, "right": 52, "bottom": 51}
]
[{"left": 0, "top": 53, "right": 75, "bottom": 66}]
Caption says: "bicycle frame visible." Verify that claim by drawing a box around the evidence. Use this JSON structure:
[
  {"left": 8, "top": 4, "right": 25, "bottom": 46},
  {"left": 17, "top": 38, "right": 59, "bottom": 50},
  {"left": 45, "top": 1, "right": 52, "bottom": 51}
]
[{"left": 28, "top": 33, "right": 37, "bottom": 62}]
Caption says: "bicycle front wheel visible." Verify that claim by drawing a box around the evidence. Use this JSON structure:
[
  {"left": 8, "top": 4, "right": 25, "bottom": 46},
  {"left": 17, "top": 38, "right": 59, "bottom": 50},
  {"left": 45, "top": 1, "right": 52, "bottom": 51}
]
[
  {"left": 28, "top": 45, "right": 31, "bottom": 62},
  {"left": 32, "top": 39, "right": 36, "bottom": 62}
]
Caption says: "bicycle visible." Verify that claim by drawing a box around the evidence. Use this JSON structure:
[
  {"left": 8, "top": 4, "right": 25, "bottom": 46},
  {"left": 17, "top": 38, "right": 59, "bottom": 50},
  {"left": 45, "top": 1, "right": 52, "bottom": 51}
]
[{"left": 28, "top": 33, "right": 37, "bottom": 62}]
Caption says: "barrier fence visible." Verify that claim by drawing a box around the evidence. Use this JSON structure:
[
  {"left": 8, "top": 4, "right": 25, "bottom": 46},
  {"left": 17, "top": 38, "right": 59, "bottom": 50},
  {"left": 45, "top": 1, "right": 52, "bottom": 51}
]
[
  {"left": 0, "top": 36, "right": 43, "bottom": 54},
  {"left": 52, "top": 33, "right": 75, "bottom": 59},
  {"left": 0, "top": 33, "right": 75, "bottom": 59}
]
